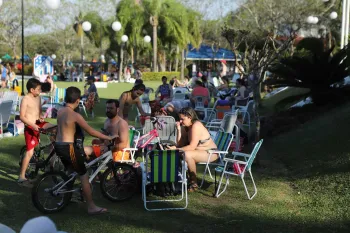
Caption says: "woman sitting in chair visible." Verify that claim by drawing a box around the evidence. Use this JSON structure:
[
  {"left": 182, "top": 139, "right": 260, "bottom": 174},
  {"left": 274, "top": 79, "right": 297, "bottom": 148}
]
[{"left": 166, "top": 107, "right": 218, "bottom": 192}]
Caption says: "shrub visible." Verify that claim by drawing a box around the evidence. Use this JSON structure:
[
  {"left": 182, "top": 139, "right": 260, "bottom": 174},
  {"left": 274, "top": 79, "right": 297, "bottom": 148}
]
[
  {"left": 142, "top": 72, "right": 181, "bottom": 81},
  {"left": 23, "top": 64, "right": 33, "bottom": 75}
]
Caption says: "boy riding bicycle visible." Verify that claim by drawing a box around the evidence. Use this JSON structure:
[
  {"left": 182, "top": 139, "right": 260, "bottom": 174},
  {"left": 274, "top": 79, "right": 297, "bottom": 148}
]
[
  {"left": 54, "top": 86, "right": 114, "bottom": 215},
  {"left": 18, "top": 78, "right": 56, "bottom": 187}
]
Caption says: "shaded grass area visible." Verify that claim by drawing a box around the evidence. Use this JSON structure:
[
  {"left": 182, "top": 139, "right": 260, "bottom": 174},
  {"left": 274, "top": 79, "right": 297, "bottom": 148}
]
[{"left": 0, "top": 81, "right": 349, "bottom": 232}]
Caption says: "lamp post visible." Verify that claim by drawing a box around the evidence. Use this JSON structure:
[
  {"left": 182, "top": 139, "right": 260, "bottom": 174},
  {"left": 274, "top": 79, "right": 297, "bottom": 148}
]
[
  {"left": 80, "top": 21, "right": 91, "bottom": 82},
  {"left": 340, "top": 0, "right": 350, "bottom": 48},
  {"left": 111, "top": 21, "right": 122, "bottom": 80},
  {"left": 119, "top": 35, "right": 128, "bottom": 82},
  {"left": 14, "top": 0, "right": 60, "bottom": 95}
]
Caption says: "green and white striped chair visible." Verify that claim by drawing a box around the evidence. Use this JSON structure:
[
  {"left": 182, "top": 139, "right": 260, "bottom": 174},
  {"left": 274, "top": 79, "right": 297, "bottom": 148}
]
[
  {"left": 199, "top": 131, "right": 234, "bottom": 187},
  {"left": 215, "top": 139, "right": 263, "bottom": 199},
  {"left": 141, "top": 150, "right": 188, "bottom": 211}
]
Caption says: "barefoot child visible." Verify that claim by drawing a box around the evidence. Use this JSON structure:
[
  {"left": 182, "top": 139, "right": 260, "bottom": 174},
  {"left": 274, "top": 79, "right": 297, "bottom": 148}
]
[
  {"left": 55, "top": 86, "right": 113, "bottom": 214},
  {"left": 18, "top": 78, "right": 55, "bottom": 186}
]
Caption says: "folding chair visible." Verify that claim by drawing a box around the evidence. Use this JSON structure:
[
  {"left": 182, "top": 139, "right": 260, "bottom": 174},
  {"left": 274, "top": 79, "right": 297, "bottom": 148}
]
[
  {"left": 143, "top": 116, "right": 177, "bottom": 143},
  {"left": 1, "top": 91, "right": 19, "bottom": 115},
  {"left": 115, "top": 128, "right": 140, "bottom": 163},
  {"left": 0, "top": 100, "right": 16, "bottom": 139},
  {"left": 198, "top": 131, "right": 234, "bottom": 187},
  {"left": 173, "top": 93, "right": 186, "bottom": 100},
  {"left": 215, "top": 139, "right": 263, "bottom": 199},
  {"left": 141, "top": 150, "right": 188, "bottom": 211}
]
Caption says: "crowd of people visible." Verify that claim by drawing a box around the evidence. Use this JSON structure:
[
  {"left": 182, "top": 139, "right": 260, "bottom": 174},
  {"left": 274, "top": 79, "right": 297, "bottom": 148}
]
[{"left": 15, "top": 61, "right": 250, "bottom": 215}]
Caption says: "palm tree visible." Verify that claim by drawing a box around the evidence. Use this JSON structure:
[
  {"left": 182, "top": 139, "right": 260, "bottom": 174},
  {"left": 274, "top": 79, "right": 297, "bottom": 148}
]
[{"left": 267, "top": 38, "right": 350, "bottom": 105}]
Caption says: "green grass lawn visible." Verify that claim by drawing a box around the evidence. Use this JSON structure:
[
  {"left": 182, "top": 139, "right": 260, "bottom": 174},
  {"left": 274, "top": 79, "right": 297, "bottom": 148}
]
[{"left": 0, "top": 81, "right": 349, "bottom": 232}]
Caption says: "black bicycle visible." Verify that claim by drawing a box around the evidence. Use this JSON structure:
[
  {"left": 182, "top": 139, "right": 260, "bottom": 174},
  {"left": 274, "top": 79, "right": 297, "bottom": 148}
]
[{"left": 19, "top": 127, "right": 64, "bottom": 179}]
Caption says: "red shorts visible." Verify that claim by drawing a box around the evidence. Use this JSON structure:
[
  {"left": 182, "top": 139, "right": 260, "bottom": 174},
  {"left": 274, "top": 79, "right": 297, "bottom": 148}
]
[{"left": 24, "top": 121, "right": 47, "bottom": 151}]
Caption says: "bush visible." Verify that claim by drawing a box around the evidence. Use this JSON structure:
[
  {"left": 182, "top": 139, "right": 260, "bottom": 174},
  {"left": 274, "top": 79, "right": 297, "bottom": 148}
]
[
  {"left": 142, "top": 72, "right": 181, "bottom": 81},
  {"left": 23, "top": 64, "right": 33, "bottom": 75}
]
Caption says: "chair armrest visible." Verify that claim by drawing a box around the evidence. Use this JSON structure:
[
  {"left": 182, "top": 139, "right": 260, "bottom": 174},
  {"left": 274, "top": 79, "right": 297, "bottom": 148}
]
[
  {"left": 223, "top": 158, "right": 247, "bottom": 165},
  {"left": 123, "top": 148, "right": 138, "bottom": 151},
  {"left": 208, "top": 150, "right": 228, "bottom": 155},
  {"left": 231, "top": 151, "right": 250, "bottom": 158}
]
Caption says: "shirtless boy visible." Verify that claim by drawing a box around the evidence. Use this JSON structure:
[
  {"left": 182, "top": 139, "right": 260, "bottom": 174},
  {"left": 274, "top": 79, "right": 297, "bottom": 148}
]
[
  {"left": 19, "top": 78, "right": 55, "bottom": 186},
  {"left": 118, "top": 83, "right": 150, "bottom": 121},
  {"left": 55, "top": 86, "right": 113, "bottom": 214},
  {"left": 86, "top": 99, "right": 130, "bottom": 162}
]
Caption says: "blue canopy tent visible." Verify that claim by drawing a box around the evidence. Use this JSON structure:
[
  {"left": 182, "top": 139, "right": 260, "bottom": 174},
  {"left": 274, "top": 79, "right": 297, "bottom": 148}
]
[{"left": 186, "top": 44, "right": 240, "bottom": 61}]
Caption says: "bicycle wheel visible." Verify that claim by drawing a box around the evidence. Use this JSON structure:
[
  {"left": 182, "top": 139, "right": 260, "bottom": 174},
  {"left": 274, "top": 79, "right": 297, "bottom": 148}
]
[
  {"left": 100, "top": 163, "right": 138, "bottom": 202},
  {"left": 32, "top": 171, "right": 74, "bottom": 214},
  {"left": 152, "top": 140, "right": 176, "bottom": 150},
  {"left": 19, "top": 146, "right": 41, "bottom": 179}
]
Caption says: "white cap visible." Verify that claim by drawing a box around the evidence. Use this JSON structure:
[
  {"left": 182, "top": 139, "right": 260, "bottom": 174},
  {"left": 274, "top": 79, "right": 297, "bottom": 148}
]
[
  {"left": 0, "top": 223, "right": 16, "bottom": 233},
  {"left": 20, "top": 217, "right": 67, "bottom": 233}
]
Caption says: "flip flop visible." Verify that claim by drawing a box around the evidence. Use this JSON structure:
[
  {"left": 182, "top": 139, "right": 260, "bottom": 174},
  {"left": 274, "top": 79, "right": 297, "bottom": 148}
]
[
  {"left": 88, "top": 208, "right": 108, "bottom": 215},
  {"left": 17, "top": 179, "right": 33, "bottom": 188}
]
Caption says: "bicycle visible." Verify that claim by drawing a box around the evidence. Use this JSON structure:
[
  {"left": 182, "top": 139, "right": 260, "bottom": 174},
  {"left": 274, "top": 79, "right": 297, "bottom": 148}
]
[
  {"left": 137, "top": 116, "right": 176, "bottom": 152},
  {"left": 19, "top": 126, "right": 63, "bottom": 179},
  {"left": 31, "top": 140, "right": 138, "bottom": 214}
]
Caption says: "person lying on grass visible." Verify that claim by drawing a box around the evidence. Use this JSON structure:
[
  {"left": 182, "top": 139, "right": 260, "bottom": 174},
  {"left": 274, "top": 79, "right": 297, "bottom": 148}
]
[{"left": 166, "top": 107, "right": 218, "bottom": 192}]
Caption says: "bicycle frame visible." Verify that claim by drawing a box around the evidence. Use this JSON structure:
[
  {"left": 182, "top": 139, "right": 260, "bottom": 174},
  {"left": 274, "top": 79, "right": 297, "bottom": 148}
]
[
  {"left": 51, "top": 150, "right": 113, "bottom": 195},
  {"left": 137, "top": 128, "right": 162, "bottom": 149}
]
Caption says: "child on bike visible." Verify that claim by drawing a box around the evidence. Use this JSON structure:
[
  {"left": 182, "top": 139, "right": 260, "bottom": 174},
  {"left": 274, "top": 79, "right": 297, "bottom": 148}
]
[
  {"left": 55, "top": 86, "right": 114, "bottom": 215},
  {"left": 18, "top": 78, "right": 56, "bottom": 187}
]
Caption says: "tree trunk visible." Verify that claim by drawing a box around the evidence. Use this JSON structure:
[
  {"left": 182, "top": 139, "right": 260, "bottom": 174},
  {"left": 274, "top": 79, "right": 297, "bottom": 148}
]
[
  {"left": 180, "top": 49, "right": 185, "bottom": 79},
  {"left": 169, "top": 61, "right": 172, "bottom": 72},
  {"left": 131, "top": 47, "right": 134, "bottom": 64},
  {"left": 175, "top": 45, "right": 179, "bottom": 72},
  {"left": 150, "top": 16, "right": 158, "bottom": 72}
]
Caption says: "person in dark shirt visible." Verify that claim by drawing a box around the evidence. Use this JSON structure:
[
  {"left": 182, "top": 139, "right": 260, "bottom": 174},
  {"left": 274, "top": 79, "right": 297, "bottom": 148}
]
[{"left": 83, "top": 76, "right": 98, "bottom": 99}]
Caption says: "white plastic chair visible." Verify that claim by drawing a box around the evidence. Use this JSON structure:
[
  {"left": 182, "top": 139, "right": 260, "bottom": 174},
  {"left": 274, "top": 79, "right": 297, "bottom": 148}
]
[
  {"left": 173, "top": 93, "right": 187, "bottom": 100},
  {"left": 0, "top": 100, "right": 16, "bottom": 139},
  {"left": 215, "top": 139, "right": 263, "bottom": 199}
]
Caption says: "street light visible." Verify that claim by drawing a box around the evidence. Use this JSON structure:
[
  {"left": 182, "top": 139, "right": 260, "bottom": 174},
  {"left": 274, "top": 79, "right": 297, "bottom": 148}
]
[
  {"left": 119, "top": 35, "right": 128, "bottom": 82},
  {"left": 79, "top": 21, "right": 91, "bottom": 82},
  {"left": 144, "top": 35, "right": 151, "bottom": 43},
  {"left": 112, "top": 21, "right": 122, "bottom": 32},
  {"left": 330, "top": 11, "right": 338, "bottom": 20},
  {"left": 45, "top": 0, "right": 60, "bottom": 9},
  {"left": 51, "top": 54, "right": 56, "bottom": 59}
]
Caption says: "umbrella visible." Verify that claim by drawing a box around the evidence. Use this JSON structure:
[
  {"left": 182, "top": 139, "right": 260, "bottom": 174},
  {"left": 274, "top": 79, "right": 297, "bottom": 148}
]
[{"left": 2, "top": 54, "right": 12, "bottom": 60}]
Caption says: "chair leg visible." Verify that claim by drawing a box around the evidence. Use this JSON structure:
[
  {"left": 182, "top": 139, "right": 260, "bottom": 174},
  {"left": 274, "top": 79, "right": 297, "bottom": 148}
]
[
  {"left": 215, "top": 163, "right": 230, "bottom": 198},
  {"left": 200, "top": 153, "right": 213, "bottom": 188},
  {"left": 241, "top": 170, "right": 257, "bottom": 200}
]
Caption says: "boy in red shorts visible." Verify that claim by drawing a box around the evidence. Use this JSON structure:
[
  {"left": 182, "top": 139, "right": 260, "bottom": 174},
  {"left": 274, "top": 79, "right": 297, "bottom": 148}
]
[{"left": 18, "top": 78, "right": 55, "bottom": 187}]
